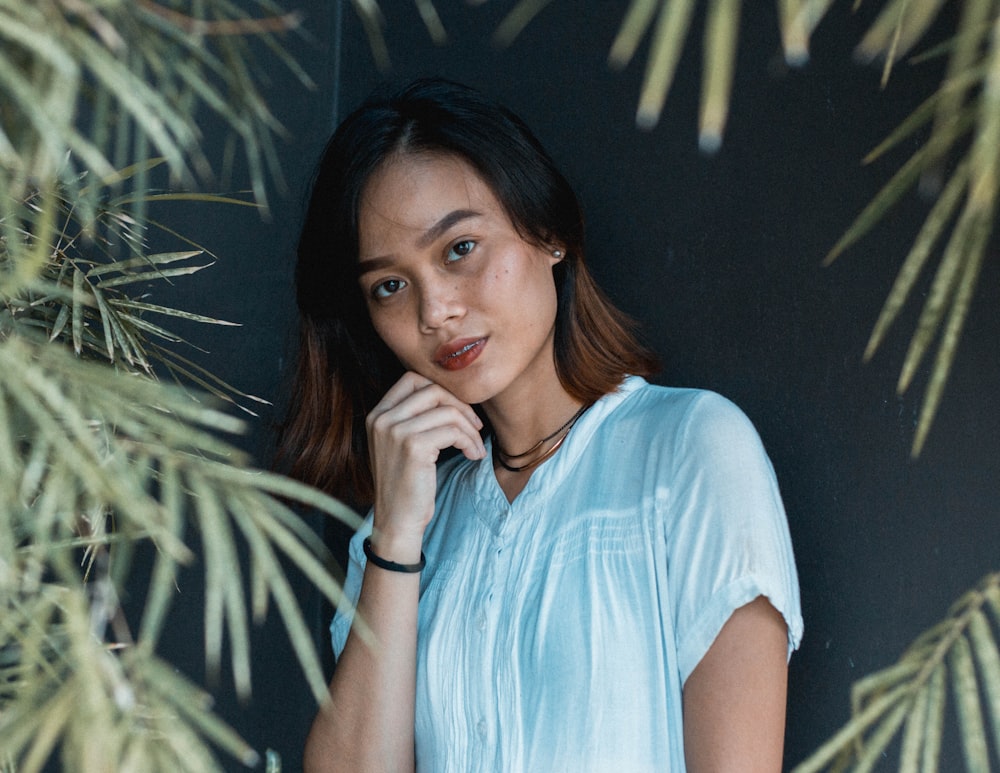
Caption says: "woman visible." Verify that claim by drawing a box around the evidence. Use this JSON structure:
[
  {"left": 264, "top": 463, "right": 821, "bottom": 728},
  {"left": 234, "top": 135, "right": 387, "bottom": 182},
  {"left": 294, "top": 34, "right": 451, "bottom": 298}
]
[{"left": 283, "top": 77, "right": 802, "bottom": 772}]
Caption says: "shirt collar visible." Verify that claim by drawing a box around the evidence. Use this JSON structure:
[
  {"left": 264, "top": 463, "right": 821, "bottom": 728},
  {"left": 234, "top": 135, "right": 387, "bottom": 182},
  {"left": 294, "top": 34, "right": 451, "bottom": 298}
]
[{"left": 472, "top": 375, "right": 647, "bottom": 514}]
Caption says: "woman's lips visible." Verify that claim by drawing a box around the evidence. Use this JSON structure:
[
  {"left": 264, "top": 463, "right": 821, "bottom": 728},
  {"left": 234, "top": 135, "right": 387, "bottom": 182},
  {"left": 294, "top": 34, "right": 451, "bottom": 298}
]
[{"left": 434, "top": 337, "right": 487, "bottom": 371}]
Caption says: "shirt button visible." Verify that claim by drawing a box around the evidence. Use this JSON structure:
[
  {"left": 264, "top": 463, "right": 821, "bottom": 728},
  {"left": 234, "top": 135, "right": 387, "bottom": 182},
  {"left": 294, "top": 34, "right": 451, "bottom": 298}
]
[
  {"left": 476, "top": 612, "right": 487, "bottom": 631},
  {"left": 477, "top": 720, "right": 487, "bottom": 738}
]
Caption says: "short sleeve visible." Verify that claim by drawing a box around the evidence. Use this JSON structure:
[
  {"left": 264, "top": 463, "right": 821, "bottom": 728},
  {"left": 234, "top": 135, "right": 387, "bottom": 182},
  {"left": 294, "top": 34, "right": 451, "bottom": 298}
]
[
  {"left": 329, "top": 514, "right": 373, "bottom": 660},
  {"left": 665, "top": 392, "right": 803, "bottom": 683}
]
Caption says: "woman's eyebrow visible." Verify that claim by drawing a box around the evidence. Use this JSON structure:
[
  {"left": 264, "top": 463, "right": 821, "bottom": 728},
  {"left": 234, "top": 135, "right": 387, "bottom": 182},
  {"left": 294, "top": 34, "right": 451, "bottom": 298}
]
[
  {"left": 359, "top": 209, "right": 482, "bottom": 275},
  {"left": 415, "top": 209, "right": 481, "bottom": 249}
]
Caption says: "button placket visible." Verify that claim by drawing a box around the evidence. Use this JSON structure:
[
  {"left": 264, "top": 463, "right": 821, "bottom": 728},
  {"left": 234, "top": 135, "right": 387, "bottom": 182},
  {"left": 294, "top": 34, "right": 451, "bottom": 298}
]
[{"left": 490, "top": 503, "right": 521, "bottom": 753}]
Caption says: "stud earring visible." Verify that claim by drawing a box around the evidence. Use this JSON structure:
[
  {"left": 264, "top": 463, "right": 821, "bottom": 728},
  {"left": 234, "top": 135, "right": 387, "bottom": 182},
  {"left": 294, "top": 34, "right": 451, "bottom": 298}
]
[{"left": 552, "top": 249, "right": 563, "bottom": 259}]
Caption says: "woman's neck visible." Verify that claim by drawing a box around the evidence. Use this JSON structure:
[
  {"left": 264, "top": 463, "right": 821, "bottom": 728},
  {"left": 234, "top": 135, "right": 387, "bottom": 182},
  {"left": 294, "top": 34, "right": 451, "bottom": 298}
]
[{"left": 484, "top": 381, "right": 584, "bottom": 504}]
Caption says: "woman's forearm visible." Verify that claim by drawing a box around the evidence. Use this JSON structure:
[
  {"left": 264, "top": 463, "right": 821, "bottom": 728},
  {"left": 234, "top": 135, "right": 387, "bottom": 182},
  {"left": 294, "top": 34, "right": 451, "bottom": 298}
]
[{"left": 303, "top": 557, "right": 421, "bottom": 773}]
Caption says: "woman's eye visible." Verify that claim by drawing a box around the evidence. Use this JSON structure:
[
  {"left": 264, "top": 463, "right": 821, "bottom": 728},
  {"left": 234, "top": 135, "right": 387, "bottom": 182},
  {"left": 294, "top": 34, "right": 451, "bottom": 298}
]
[
  {"left": 446, "top": 240, "right": 476, "bottom": 262},
  {"left": 372, "top": 278, "right": 406, "bottom": 299}
]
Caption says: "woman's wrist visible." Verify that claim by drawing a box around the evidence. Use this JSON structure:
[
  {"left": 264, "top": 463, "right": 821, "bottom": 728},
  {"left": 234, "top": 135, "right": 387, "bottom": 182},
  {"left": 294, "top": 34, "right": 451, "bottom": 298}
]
[
  {"left": 368, "top": 525, "right": 425, "bottom": 566},
  {"left": 364, "top": 537, "right": 426, "bottom": 573}
]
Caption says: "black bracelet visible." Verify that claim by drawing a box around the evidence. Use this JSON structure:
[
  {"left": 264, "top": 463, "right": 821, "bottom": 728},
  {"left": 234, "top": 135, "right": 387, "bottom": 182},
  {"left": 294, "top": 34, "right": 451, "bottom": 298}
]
[{"left": 363, "top": 537, "right": 426, "bottom": 574}]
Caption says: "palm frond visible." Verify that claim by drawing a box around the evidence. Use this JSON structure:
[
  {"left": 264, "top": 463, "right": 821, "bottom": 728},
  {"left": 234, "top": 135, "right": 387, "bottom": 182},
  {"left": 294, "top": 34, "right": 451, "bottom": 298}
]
[
  {"left": 0, "top": 335, "right": 361, "bottom": 769},
  {"left": 352, "top": 1, "right": 834, "bottom": 146},
  {"left": 791, "top": 572, "right": 1000, "bottom": 772},
  {"left": 0, "top": 0, "right": 307, "bottom": 293},
  {"left": 829, "top": 7, "right": 1000, "bottom": 456},
  {"left": 2, "top": 174, "right": 267, "bottom": 413},
  {"left": 0, "top": 587, "right": 259, "bottom": 772},
  {"left": 854, "top": 0, "right": 951, "bottom": 85},
  {"left": 523, "top": 0, "right": 829, "bottom": 144},
  {"left": 1, "top": 2, "right": 352, "bottom": 770}
]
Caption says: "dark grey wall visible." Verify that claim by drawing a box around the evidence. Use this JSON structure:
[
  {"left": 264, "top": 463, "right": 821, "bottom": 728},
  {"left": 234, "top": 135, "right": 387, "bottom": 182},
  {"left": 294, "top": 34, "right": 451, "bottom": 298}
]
[{"left": 147, "top": 1, "right": 1000, "bottom": 770}]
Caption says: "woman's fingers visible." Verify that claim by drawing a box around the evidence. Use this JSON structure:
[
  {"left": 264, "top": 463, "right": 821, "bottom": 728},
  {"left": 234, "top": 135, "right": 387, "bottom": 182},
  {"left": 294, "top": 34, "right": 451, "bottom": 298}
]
[
  {"left": 376, "top": 372, "right": 483, "bottom": 432},
  {"left": 381, "top": 404, "right": 486, "bottom": 462},
  {"left": 368, "top": 373, "right": 483, "bottom": 447},
  {"left": 366, "top": 372, "right": 486, "bottom": 537}
]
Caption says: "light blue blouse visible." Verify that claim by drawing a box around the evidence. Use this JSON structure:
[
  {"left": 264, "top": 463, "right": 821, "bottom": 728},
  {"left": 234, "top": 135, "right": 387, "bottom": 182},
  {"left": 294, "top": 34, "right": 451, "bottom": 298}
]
[{"left": 331, "top": 376, "right": 803, "bottom": 772}]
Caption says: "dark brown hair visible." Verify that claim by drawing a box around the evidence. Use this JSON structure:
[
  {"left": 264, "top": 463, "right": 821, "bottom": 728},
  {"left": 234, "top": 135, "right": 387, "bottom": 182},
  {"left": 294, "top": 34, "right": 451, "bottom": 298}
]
[{"left": 278, "top": 78, "right": 657, "bottom": 504}]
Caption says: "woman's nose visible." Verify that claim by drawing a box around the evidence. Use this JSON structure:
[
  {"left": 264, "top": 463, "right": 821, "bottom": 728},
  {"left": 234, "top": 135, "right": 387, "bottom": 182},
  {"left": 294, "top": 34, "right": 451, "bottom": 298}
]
[{"left": 418, "top": 280, "right": 464, "bottom": 331}]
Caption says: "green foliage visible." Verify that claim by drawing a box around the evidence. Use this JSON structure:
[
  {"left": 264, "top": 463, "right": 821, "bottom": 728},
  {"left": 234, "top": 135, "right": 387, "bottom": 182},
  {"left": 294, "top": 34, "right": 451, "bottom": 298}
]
[
  {"left": 0, "top": 0, "right": 311, "bottom": 297},
  {"left": 0, "top": 2, "right": 353, "bottom": 770},
  {"left": 791, "top": 573, "right": 1000, "bottom": 773},
  {"left": 0, "top": 184, "right": 362, "bottom": 769},
  {"left": 826, "top": 0, "right": 1000, "bottom": 458}
]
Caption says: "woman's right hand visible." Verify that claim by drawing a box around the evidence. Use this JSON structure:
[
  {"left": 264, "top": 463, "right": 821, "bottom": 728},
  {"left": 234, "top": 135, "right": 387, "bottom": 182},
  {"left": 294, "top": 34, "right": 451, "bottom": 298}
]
[{"left": 365, "top": 371, "right": 485, "bottom": 557}]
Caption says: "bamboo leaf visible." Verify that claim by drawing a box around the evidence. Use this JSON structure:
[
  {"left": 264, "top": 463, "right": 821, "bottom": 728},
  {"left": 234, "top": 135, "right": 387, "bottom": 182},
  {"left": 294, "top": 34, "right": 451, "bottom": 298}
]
[
  {"left": 229, "top": 496, "right": 285, "bottom": 627},
  {"left": 143, "top": 657, "right": 259, "bottom": 768},
  {"left": 863, "top": 160, "right": 969, "bottom": 362},
  {"left": 987, "top": 584, "right": 1000, "bottom": 623},
  {"left": 495, "top": 0, "right": 556, "bottom": 47},
  {"left": 48, "top": 301, "right": 71, "bottom": 343},
  {"left": 18, "top": 680, "right": 77, "bottom": 773},
  {"left": 203, "top": 464, "right": 363, "bottom": 532},
  {"left": 966, "top": 601, "right": 1000, "bottom": 754},
  {"left": 609, "top": 0, "right": 660, "bottom": 69},
  {"left": 861, "top": 80, "right": 972, "bottom": 166},
  {"left": 136, "top": 461, "right": 188, "bottom": 650},
  {"left": 111, "top": 192, "right": 258, "bottom": 208},
  {"left": 88, "top": 283, "right": 127, "bottom": 365},
  {"left": 81, "top": 157, "right": 169, "bottom": 195},
  {"left": 790, "top": 684, "right": 912, "bottom": 773},
  {"left": 898, "top": 676, "right": 930, "bottom": 772},
  {"left": 921, "top": 0, "right": 994, "bottom": 191},
  {"left": 414, "top": 0, "right": 446, "bottom": 45},
  {"left": 186, "top": 469, "right": 239, "bottom": 686},
  {"left": 249, "top": 545, "right": 270, "bottom": 624},
  {"left": 0, "top": 10, "right": 79, "bottom": 78},
  {"left": 66, "top": 26, "right": 198, "bottom": 176},
  {"left": 894, "top": 205, "right": 970, "bottom": 392},
  {"left": 238, "top": 516, "right": 329, "bottom": 705},
  {"left": 778, "top": 0, "right": 810, "bottom": 65},
  {"left": 856, "top": 0, "right": 949, "bottom": 65},
  {"left": 852, "top": 656, "right": 923, "bottom": 707},
  {"left": 108, "top": 299, "right": 240, "bottom": 327},
  {"left": 921, "top": 665, "right": 948, "bottom": 773},
  {"left": 71, "top": 268, "right": 85, "bottom": 355},
  {"left": 149, "top": 343, "right": 271, "bottom": 413},
  {"left": 0, "top": 387, "right": 18, "bottom": 487},
  {"left": 239, "top": 494, "right": 349, "bottom": 617},
  {"left": 111, "top": 313, "right": 185, "bottom": 345},
  {"left": 85, "top": 251, "right": 204, "bottom": 278},
  {"left": 949, "top": 634, "right": 990, "bottom": 773},
  {"left": 93, "top": 263, "right": 214, "bottom": 290},
  {"left": 0, "top": 48, "right": 70, "bottom": 166},
  {"left": 909, "top": 209, "right": 990, "bottom": 456},
  {"left": 823, "top": 110, "right": 973, "bottom": 266},
  {"left": 636, "top": 0, "right": 698, "bottom": 129},
  {"left": 853, "top": 696, "right": 911, "bottom": 773},
  {"left": 880, "top": 0, "right": 910, "bottom": 86},
  {"left": 699, "top": 0, "right": 740, "bottom": 154}
]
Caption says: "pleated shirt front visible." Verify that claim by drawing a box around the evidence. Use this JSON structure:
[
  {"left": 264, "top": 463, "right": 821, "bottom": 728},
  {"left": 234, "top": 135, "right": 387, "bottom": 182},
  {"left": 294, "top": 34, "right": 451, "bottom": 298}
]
[{"left": 332, "top": 376, "right": 803, "bottom": 772}]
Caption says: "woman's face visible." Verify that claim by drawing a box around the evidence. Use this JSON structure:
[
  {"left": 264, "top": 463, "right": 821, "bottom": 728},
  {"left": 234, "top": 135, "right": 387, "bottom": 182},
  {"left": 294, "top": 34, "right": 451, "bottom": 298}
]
[{"left": 356, "top": 152, "right": 563, "bottom": 407}]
